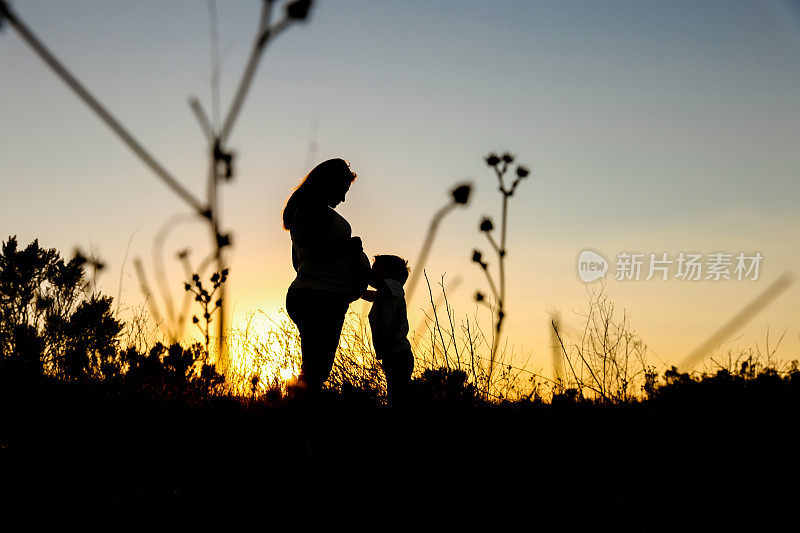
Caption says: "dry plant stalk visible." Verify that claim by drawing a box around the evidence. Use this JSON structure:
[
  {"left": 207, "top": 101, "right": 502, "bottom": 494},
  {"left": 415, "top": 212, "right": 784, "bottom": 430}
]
[
  {"left": 406, "top": 183, "right": 472, "bottom": 304},
  {"left": 472, "top": 151, "right": 531, "bottom": 396},
  {"left": 551, "top": 283, "right": 650, "bottom": 403},
  {"left": 0, "top": 0, "right": 315, "bottom": 369}
]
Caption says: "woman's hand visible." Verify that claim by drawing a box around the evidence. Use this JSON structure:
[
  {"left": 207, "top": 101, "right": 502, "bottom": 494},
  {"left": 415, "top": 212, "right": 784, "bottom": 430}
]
[
  {"left": 348, "top": 236, "right": 363, "bottom": 253},
  {"left": 356, "top": 248, "right": 371, "bottom": 275},
  {"left": 348, "top": 250, "right": 371, "bottom": 301}
]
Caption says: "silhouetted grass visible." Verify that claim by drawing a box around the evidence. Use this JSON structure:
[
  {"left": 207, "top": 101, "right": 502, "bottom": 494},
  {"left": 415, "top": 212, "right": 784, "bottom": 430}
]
[
  {"left": 2, "top": 236, "right": 799, "bottom": 526},
  {"left": 3, "top": 352, "right": 798, "bottom": 527}
]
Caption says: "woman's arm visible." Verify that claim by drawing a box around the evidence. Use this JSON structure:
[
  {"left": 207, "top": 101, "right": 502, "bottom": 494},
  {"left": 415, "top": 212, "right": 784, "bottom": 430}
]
[{"left": 291, "top": 244, "right": 299, "bottom": 272}]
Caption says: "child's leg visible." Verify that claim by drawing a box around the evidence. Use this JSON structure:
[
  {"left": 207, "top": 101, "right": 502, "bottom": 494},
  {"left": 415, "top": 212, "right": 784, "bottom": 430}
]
[{"left": 384, "top": 348, "right": 414, "bottom": 406}]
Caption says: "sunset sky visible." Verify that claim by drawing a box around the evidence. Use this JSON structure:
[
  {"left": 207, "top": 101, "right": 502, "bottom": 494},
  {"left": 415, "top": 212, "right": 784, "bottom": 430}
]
[{"left": 2, "top": 0, "right": 799, "bottom": 378}]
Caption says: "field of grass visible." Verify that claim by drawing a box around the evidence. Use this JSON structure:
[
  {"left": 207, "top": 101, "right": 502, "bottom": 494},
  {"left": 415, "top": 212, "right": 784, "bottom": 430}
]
[
  {"left": 2, "top": 361, "right": 798, "bottom": 528},
  {"left": 1, "top": 237, "right": 798, "bottom": 528}
]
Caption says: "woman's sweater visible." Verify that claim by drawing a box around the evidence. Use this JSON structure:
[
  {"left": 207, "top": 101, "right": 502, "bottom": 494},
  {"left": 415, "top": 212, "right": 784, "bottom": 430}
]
[{"left": 288, "top": 201, "right": 370, "bottom": 301}]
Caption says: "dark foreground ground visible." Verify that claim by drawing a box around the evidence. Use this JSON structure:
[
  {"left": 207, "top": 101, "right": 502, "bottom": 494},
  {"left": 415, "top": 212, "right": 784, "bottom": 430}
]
[{"left": 2, "top": 376, "right": 798, "bottom": 529}]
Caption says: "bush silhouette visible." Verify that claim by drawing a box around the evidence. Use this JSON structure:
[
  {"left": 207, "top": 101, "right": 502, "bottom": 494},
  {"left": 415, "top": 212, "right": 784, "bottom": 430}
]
[
  {"left": 0, "top": 236, "right": 122, "bottom": 381},
  {"left": 121, "top": 341, "right": 226, "bottom": 403},
  {"left": 0, "top": 236, "right": 227, "bottom": 402},
  {"left": 413, "top": 368, "right": 481, "bottom": 405}
]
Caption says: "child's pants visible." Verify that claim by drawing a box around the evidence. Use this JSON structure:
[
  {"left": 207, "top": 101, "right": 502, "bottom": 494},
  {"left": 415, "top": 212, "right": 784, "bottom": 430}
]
[{"left": 380, "top": 347, "right": 414, "bottom": 406}]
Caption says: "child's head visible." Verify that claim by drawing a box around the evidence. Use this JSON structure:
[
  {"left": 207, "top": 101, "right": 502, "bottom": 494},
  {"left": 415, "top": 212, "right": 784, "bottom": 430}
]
[{"left": 371, "top": 255, "right": 410, "bottom": 285}]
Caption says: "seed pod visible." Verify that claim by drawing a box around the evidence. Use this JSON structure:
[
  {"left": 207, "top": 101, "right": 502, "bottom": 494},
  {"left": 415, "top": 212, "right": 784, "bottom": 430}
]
[
  {"left": 451, "top": 184, "right": 472, "bottom": 205},
  {"left": 286, "top": 0, "right": 312, "bottom": 20}
]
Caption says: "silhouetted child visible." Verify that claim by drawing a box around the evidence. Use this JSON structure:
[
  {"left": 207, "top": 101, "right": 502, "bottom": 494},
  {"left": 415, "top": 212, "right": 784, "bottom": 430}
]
[{"left": 362, "top": 255, "right": 414, "bottom": 407}]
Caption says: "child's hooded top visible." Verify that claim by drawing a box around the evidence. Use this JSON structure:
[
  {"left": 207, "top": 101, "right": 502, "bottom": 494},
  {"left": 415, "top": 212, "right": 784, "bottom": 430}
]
[{"left": 368, "top": 278, "right": 412, "bottom": 358}]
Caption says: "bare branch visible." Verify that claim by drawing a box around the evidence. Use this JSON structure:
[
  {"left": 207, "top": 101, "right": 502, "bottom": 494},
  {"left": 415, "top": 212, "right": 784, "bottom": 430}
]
[
  {"left": 0, "top": 1, "right": 206, "bottom": 214},
  {"left": 219, "top": 0, "right": 276, "bottom": 144},
  {"left": 189, "top": 97, "right": 214, "bottom": 144},
  {"left": 681, "top": 271, "right": 796, "bottom": 371}
]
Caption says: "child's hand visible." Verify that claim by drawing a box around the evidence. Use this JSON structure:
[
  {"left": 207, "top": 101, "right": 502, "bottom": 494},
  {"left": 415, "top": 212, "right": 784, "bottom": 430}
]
[{"left": 361, "top": 289, "right": 378, "bottom": 302}]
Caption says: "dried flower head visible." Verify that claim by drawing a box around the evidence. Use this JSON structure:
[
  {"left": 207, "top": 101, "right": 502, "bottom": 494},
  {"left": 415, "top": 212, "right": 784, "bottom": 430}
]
[
  {"left": 286, "top": 0, "right": 313, "bottom": 20},
  {"left": 479, "top": 217, "right": 494, "bottom": 232},
  {"left": 485, "top": 153, "right": 501, "bottom": 167},
  {"left": 502, "top": 153, "right": 514, "bottom": 164},
  {"left": 451, "top": 183, "right": 472, "bottom": 205},
  {"left": 475, "top": 291, "right": 485, "bottom": 302},
  {"left": 516, "top": 166, "right": 530, "bottom": 178},
  {"left": 216, "top": 233, "right": 231, "bottom": 249},
  {"left": 73, "top": 250, "right": 86, "bottom": 266}
]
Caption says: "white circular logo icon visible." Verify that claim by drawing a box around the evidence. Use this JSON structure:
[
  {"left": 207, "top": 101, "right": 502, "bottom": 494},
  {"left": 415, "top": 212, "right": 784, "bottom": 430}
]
[{"left": 577, "top": 250, "right": 608, "bottom": 282}]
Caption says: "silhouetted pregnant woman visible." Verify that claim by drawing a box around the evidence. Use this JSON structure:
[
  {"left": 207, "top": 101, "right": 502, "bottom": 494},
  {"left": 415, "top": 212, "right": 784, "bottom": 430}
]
[{"left": 283, "top": 158, "right": 370, "bottom": 397}]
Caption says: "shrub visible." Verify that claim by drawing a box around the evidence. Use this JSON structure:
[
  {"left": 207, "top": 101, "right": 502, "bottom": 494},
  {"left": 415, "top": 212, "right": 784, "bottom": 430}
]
[{"left": 0, "top": 236, "right": 122, "bottom": 381}]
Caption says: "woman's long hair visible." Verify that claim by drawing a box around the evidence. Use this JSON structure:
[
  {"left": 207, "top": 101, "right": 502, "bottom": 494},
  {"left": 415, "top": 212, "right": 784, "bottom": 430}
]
[{"left": 282, "top": 158, "right": 356, "bottom": 230}]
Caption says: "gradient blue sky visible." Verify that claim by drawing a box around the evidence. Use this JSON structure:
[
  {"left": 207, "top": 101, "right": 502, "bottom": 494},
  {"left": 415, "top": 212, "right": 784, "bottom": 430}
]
[{"left": 2, "top": 0, "right": 799, "bottom": 375}]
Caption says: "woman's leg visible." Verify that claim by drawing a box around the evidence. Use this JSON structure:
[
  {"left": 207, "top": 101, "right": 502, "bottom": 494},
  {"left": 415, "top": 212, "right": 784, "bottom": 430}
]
[{"left": 287, "top": 289, "right": 348, "bottom": 395}]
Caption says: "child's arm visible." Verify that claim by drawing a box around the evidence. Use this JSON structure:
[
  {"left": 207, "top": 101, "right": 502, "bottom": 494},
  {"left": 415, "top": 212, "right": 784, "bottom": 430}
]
[{"left": 361, "top": 289, "right": 378, "bottom": 302}]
